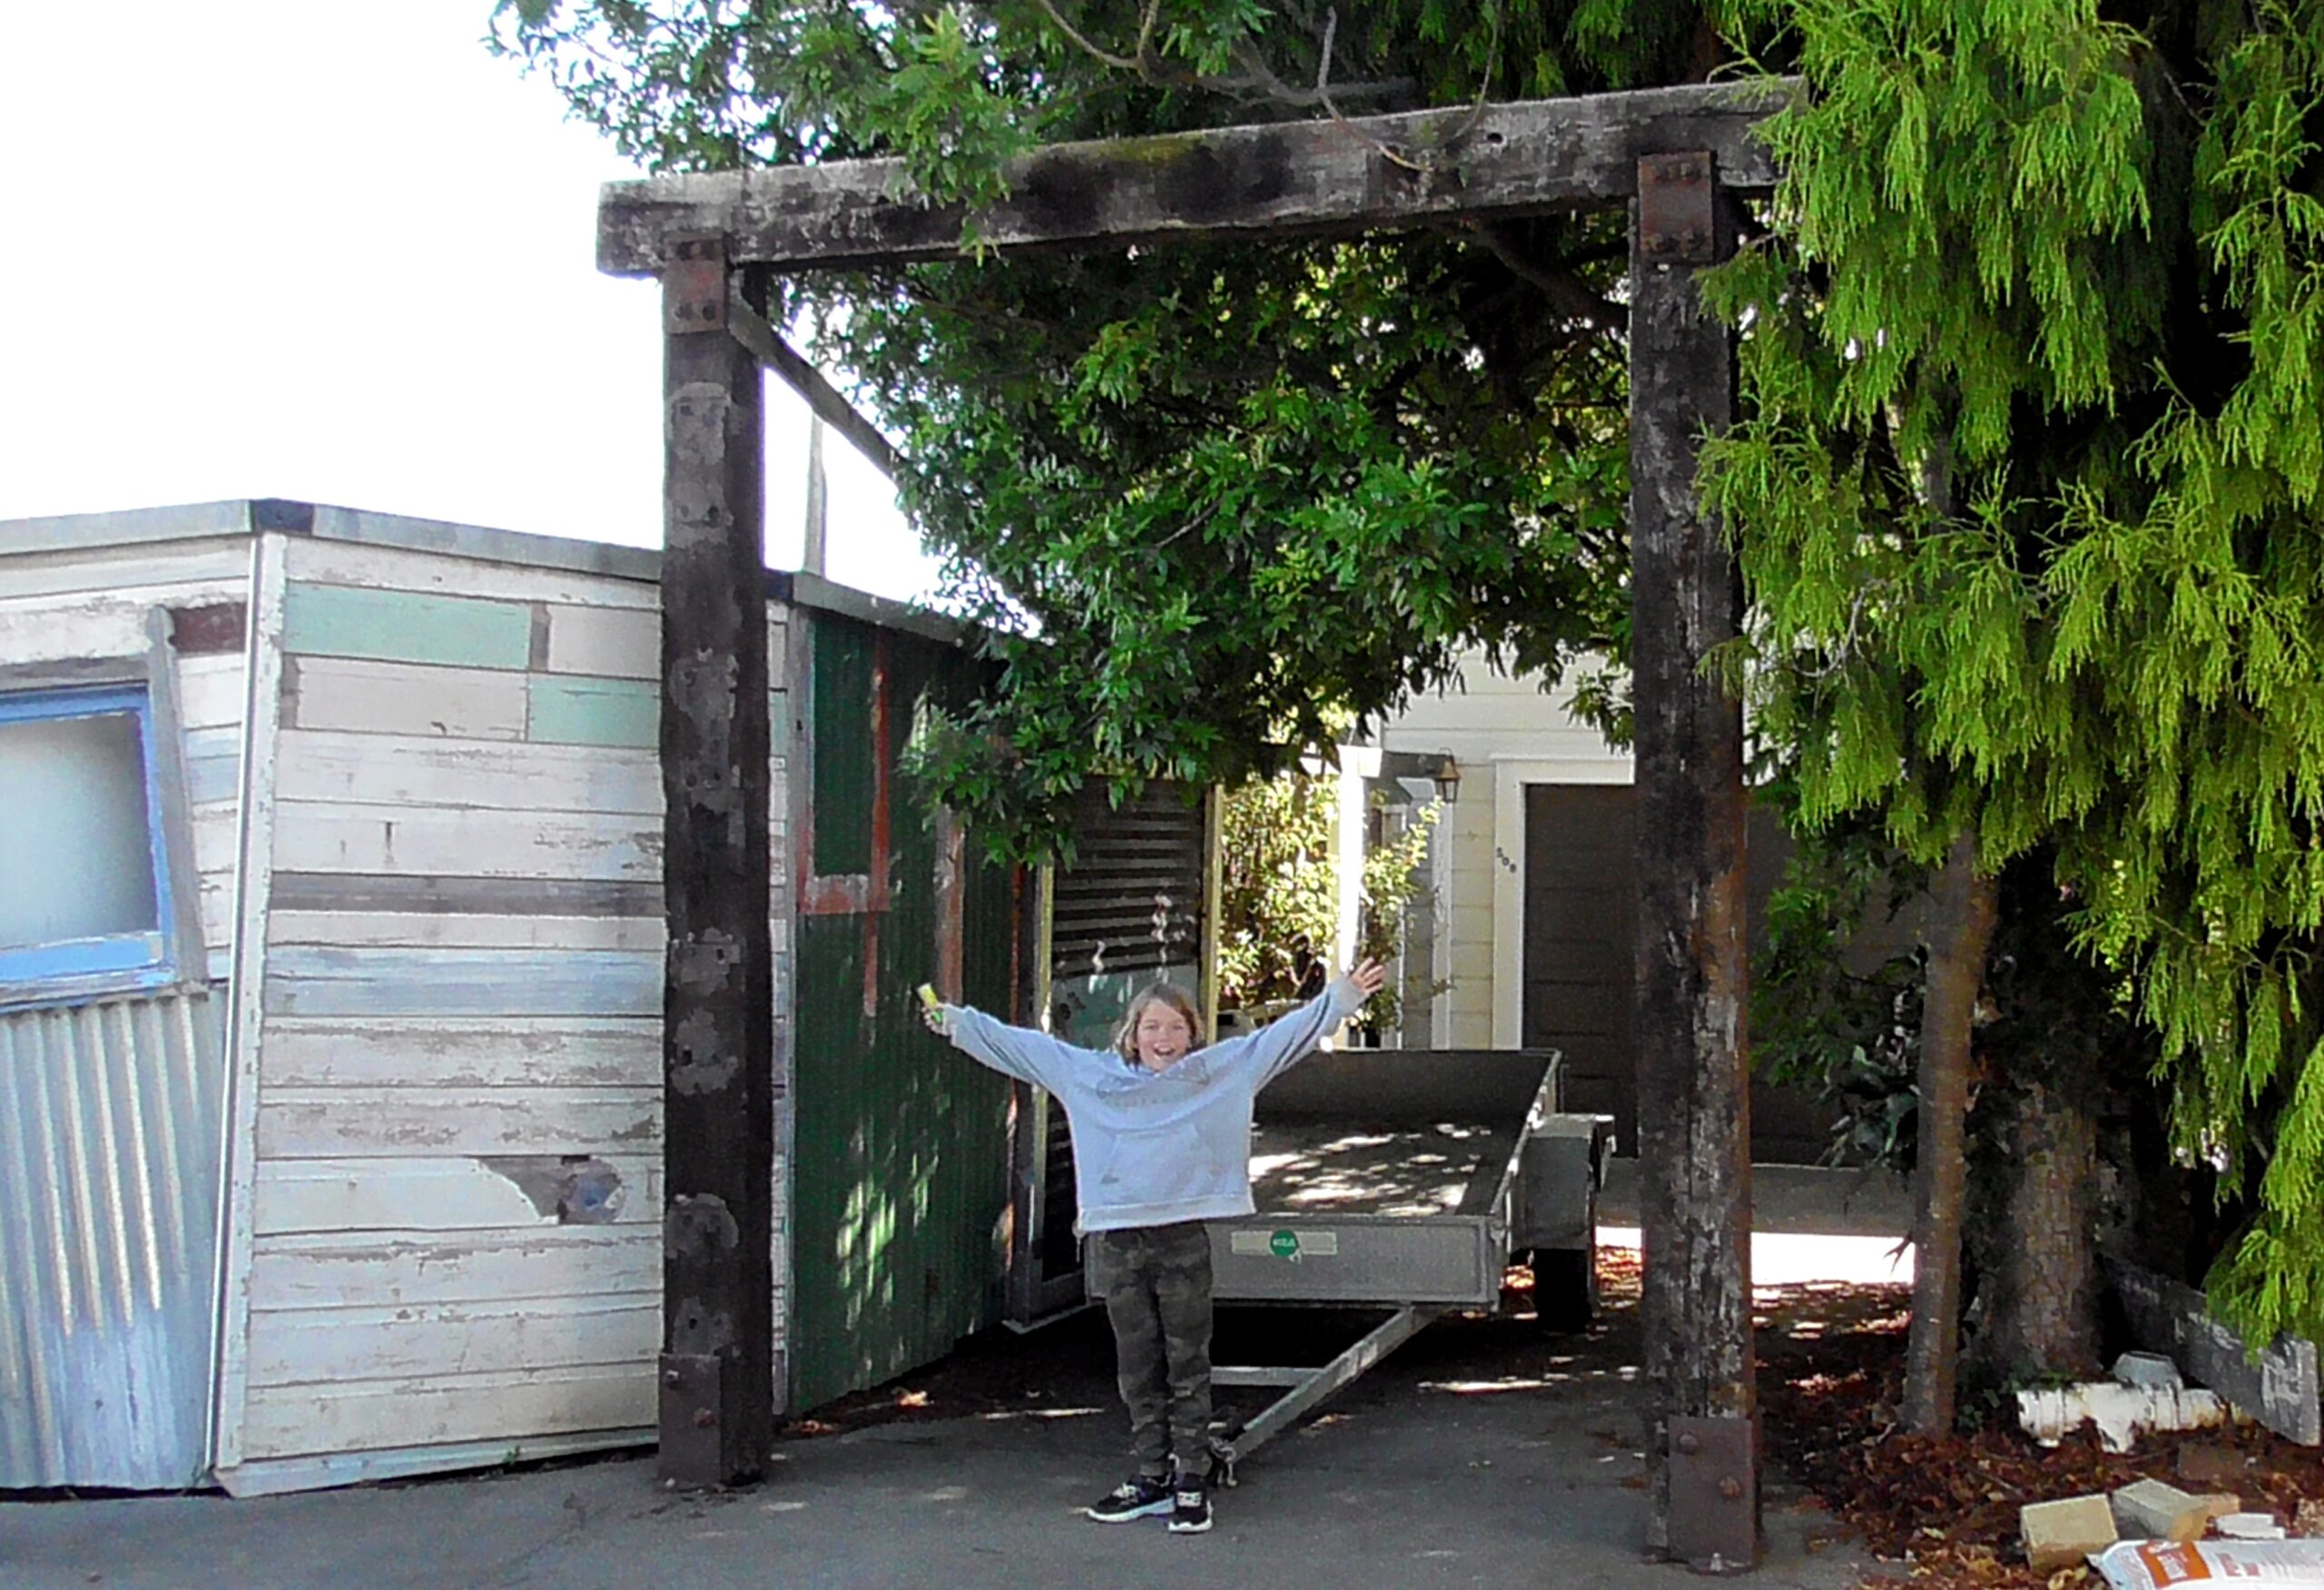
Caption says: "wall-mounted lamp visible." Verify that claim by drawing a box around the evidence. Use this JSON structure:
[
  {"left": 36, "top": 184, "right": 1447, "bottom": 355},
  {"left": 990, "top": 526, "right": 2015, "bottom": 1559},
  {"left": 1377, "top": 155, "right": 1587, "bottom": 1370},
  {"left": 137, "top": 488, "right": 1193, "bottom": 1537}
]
[
  {"left": 1374, "top": 748, "right": 1462, "bottom": 805},
  {"left": 1431, "top": 755, "right": 1462, "bottom": 805}
]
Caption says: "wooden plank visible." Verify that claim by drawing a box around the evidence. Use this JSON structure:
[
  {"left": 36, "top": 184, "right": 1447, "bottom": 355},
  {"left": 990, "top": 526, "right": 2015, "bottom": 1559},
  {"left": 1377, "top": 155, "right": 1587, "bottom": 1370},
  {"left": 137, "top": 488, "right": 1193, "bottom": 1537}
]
[
  {"left": 528, "top": 674, "right": 659, "bottom": 749},
  {"left": 258, "top": 1086, "right": 660, "bottom": 1158},
  {"left": 261, "top": 945, "right": 663, "bottom": 1019},
  {"left": 262, "top": 1017, "right": 658, "bottom": 1089},
  {"left": 268, "top": 872, "right": 663, "bottom": 918},
  {"left": 724, "top": 298, "right": 901, "bottom": 483},
  {"left": 285, "top": 655, "right": 527, "bottom": 740},
  {"left": 267, "top": 910, "right": 664, "bottom": 952},
  {"left": 191, "top": 800, "right": 241, "bottom": 887},
  {"left": 245, "top": 1296, "right": 659, "bottom": 1386},
  {"left": 182, "top": 726, "right": 241, "bottom": 805},
  {"left": 212, "top": 530, "right": 290, "bottom": 1472},
  {"left": 657, "top": 237, "right": 776, "bottom": 1483},
  {"left": 1627, "top": 155, "right": 1753, "bottom": 1565},
  {"left": 544, "top": 604, "right": 660, "bottom": 679},
  {"left": 271, "top": 800, "right": 661, "bottom": 881},
  {"left": 273, "top": 727, "right": 661, "bottom": 814},
  {"left": 174, "top": 653, "right": 247, "bottom": 732},
  {"left": 215, "top": 1427, "right": 651, "bottom": 1497},
  {"left": 238, "top": 1363, "right": 657, "bottom": 1459},
  {"left": 247, "top": 1226, "right": 662, "bottom": 1309},
  {"left": 200, "top": 878, "right": 235, "bottom": 980},
  {"left": 0, "top": 542, "right": 252, "bottom": 601},
  {"left": 281, "top": 532, "right": 660, "bottom": 612},
  {"left": 600, "top": 82, "right": 1790, "bottom": 274},
  {"left": 280, "top": 583, "right": 534, "bottom": 670},
  {"left": 253, "top": 1156, "right": 661, "bottom": 1234},
  {"left": 0, "top": 584, "right": 239, "bottom": 667}
]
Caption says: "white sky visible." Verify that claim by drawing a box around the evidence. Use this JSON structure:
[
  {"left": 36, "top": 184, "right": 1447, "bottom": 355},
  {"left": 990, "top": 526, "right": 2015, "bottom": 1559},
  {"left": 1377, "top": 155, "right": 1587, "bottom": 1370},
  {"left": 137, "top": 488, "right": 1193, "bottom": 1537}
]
[{"left": 0, "top": 0, "right": 939, "bottom": 605}]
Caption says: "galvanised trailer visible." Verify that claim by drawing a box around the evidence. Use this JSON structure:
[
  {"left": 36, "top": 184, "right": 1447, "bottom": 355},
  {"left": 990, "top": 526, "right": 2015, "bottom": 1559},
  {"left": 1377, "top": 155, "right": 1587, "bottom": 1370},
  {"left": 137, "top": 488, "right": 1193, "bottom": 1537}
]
[{"left": 1191, "top": 1047, "right": 1613, "bottom": 1480}]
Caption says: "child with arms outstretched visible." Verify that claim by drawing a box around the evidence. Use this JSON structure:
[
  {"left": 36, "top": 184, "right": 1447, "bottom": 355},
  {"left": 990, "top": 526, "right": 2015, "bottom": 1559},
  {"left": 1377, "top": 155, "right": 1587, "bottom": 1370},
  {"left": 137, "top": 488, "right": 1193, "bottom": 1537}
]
[{"left": 921, "top": 957, "right": 1388, "bottom": 1534}]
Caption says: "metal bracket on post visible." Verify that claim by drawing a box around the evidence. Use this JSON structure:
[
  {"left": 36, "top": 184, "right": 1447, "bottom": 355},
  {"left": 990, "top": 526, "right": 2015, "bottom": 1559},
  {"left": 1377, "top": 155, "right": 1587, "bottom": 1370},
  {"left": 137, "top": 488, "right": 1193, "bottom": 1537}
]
[
  {"left": 1668, "top": 1414, "right": 1758, "bottom": 1574},
  {"left": 1637, "top": 151, "right": 1718, "bottom": 266},
  {"left": 665, "top": 234, "right": 728, "bottom": 333}
]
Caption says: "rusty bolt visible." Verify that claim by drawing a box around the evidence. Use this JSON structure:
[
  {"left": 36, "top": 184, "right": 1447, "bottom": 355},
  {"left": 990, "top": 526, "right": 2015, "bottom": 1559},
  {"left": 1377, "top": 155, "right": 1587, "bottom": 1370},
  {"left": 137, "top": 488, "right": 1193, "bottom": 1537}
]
[
  {"left": 665, "top": 1368, "right": 684, "bottom": 1386},
  {"left": 1676, "top": 1432, "right": 1701, "bottom": 1456},
  {"left": 1719, "top": 1476, "right": 1743, "bottom": 1500},
  {"left": 694, "top": 1407, "right": 718, "bottom": 1428}
]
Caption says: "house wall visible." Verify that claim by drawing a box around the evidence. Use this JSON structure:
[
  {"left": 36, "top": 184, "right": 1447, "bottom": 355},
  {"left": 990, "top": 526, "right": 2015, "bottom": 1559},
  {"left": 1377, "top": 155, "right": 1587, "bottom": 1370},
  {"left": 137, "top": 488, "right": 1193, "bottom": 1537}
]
[
  {"left": 212, "top": 529, "right": 796, "bottom": 1494},
  {"left": 1374, "top": 653, "right": 1625, "bottom": 1048}
]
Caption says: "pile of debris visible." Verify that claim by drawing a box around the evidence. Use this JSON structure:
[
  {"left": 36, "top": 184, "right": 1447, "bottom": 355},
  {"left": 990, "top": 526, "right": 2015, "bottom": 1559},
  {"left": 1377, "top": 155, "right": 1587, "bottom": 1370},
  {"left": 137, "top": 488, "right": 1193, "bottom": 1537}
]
[
  {"left": 2019, "top": 1355, "right": 2324, "bottom": 1584},
  {"left": 1758, "top": 1281, "right": 2324, "bottom": 1588}
]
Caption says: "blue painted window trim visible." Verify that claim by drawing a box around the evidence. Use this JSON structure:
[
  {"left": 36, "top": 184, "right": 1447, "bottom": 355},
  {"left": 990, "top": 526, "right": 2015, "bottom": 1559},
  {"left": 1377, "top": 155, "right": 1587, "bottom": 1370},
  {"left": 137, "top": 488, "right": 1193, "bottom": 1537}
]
[{"left": 0, "top": 684, "right": 182, "bottom": 1002}]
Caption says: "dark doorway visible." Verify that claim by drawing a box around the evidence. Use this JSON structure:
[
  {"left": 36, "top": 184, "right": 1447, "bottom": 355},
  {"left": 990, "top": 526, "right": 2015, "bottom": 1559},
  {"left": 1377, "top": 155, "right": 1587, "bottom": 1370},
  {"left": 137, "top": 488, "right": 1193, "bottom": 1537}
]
[{"left": 1521, "top": 783, "right": 1838, "bottom": 1163}]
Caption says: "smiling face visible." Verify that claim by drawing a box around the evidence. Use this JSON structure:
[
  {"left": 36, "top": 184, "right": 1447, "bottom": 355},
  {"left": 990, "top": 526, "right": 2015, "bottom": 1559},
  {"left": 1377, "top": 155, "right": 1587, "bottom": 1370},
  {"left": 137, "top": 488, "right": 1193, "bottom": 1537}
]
[{"left": 1131, "top": 997, "right": 1196, "bottom": 1071}]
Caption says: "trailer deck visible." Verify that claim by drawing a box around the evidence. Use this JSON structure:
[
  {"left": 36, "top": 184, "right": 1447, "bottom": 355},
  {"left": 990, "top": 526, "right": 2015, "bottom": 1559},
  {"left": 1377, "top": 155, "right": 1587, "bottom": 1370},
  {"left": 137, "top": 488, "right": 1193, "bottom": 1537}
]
[{"left": 1197, "top": 1048, "right": 1589, "bottom": 1478}]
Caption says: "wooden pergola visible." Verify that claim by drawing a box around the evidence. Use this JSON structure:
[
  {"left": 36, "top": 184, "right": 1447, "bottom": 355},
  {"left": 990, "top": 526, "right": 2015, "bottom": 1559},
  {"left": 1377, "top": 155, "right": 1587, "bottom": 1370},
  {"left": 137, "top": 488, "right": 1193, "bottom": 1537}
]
[{"left": 600, "top": 79, "right": 1785, "bottom": 1572}]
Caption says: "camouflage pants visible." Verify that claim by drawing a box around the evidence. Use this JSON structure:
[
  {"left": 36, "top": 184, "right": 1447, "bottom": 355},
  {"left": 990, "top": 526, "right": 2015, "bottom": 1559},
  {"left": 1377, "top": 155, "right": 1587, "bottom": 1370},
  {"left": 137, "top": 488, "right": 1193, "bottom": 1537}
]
[{"left": 1088, "top": 1222, "right": 1214, "bottom": 1480}]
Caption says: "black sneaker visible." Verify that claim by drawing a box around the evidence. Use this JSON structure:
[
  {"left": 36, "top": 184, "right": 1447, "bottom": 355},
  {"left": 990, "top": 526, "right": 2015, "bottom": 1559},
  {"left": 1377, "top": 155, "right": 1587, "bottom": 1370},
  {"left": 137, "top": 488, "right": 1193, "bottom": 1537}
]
[
  {"left": 1167, "top": 1480, "right": 1212, "bottom": 1535},
  {"left": 1086, "top": 1476, "right": 1175, "bottom": 1523}
]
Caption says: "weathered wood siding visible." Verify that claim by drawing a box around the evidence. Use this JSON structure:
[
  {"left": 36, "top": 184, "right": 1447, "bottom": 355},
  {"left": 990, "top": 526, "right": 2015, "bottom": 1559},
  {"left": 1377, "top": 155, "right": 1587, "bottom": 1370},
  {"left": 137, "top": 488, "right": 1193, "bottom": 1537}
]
[
  {"left": 216, "top": 534, "right": 794, "bottom": 1483},
  {"left": 0, "top": 537, "right": 252, "bottom": 983}
]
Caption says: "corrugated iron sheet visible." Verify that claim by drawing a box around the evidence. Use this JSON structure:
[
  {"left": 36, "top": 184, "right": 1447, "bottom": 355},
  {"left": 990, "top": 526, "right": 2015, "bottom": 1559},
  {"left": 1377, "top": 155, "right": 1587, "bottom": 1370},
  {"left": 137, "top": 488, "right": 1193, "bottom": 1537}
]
[
  {"left": 0, "top": 990, "right": 224, "bottom": 1489},
  {"left": 1050, "top": 783, "right": 1206, "bottom": 987},
  {"left": 789, "top": 619, "right": 1016, "bottom": 1412}
]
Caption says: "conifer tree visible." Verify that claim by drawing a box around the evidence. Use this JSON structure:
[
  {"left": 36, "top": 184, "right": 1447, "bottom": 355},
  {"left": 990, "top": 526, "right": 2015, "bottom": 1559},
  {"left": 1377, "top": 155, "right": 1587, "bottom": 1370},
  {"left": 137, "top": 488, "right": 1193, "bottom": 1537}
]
[{"left": 1700, "top": 0, "right": 2324, "bottom": 1360}]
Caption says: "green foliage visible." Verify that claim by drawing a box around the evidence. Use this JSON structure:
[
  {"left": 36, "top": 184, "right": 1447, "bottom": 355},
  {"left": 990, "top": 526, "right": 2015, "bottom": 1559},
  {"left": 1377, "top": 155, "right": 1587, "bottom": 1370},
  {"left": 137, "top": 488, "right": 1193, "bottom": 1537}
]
[
  {"left": 500, "top": 0, "right": 2324, "bottom": 1338},
  {"left": 1704, "top": 0, "right": 2324, "bottom": 1338},
  {"left": 1216, "top": 772, "right": 1339, "bottom": 1011},
  {"left": 1752, "top": 812, "right": 1930, "bottom": 1169},
  {"left": 1215, "top": 771, "right": 1439, "bottom": 1032},
  {"left": 1757, "top": 827, "right": 2160, "bottom": 1174},
  {"left": 493, "top": 0, "right": 1682, "bottom": 858},
  {"left": 1358, "top": 795, "right": 1443, "bottom": 1029}
]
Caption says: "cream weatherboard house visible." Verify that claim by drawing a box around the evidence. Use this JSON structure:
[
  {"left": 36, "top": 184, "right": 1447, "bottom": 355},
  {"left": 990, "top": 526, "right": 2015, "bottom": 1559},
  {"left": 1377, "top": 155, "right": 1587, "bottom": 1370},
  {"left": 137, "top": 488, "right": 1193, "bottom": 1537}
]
[{"left": 1352, "top": 654, "right": 1832, "bottom": 1165}]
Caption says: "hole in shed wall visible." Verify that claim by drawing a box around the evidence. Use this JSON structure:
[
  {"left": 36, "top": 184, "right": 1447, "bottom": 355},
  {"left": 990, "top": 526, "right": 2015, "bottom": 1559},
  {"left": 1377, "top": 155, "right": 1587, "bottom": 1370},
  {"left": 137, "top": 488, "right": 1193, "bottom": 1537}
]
[{"left": 478, "top": 1155, "right": 626, "bottom": 1225}]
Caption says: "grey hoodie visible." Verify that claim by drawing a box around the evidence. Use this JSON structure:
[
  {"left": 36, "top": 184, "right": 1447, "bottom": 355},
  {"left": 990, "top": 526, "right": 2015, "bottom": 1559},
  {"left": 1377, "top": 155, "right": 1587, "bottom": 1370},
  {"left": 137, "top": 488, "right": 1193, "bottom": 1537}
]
[{"left": 941, "top": 979, "right": 1367, "bottom": 1231}]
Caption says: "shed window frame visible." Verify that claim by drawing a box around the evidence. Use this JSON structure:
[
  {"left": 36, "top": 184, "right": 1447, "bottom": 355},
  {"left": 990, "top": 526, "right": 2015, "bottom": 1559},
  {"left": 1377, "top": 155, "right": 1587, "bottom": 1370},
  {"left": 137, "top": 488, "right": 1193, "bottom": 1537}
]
[{"left": 0, "top": 679, "right": 187, "bottom": 1004}]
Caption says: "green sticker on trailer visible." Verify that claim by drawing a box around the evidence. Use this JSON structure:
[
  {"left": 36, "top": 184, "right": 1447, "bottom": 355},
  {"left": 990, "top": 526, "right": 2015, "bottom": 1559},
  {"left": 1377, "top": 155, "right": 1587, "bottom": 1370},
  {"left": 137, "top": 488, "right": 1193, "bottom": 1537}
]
[{"left": 1269, "top": 1230, "right": 1300, "bottom": 1259}]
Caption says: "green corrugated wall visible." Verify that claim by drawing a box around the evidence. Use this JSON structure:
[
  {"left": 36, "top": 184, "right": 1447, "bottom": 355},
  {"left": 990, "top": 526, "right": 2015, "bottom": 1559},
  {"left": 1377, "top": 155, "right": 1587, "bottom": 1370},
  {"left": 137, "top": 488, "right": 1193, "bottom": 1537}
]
[{"left": 789, "top": 616, "right": 1019, "bottom": 1412}]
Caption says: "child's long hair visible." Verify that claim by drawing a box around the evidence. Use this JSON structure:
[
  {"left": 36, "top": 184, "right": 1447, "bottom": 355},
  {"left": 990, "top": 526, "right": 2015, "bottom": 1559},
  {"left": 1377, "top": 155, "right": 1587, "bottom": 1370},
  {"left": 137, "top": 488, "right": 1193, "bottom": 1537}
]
[{"left": 1112, "top": 981, "right": 1206, "bottom": 1063}]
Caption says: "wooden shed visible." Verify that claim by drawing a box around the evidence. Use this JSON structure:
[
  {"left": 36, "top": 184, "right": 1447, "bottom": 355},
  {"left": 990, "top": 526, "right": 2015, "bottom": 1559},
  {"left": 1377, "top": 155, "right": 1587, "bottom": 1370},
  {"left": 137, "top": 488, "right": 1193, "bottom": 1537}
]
[{"left": 0, "top": 499, "right": 1203, "bottom": 1495}]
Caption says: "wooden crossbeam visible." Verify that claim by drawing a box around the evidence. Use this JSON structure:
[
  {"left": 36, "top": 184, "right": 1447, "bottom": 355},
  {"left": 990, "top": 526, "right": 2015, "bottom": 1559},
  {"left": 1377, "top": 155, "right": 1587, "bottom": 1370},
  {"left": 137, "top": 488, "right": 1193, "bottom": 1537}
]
[
  {"left": 599, "top": 81, "right": 1791, "bottom": 274},
  {"left": 722, "top": 283, "right": 901, "bottom": 483}
]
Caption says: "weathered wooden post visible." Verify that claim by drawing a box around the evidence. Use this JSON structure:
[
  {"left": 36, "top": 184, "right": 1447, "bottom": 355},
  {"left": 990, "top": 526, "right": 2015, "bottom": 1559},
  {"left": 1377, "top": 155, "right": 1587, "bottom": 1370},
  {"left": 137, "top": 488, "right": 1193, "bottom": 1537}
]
[
  {"left": 1628, "top": 152, "right": 1757, "bottom": 1572},
  {"left": 655, "top": 233, "right": 776, "bottom": 1486}
]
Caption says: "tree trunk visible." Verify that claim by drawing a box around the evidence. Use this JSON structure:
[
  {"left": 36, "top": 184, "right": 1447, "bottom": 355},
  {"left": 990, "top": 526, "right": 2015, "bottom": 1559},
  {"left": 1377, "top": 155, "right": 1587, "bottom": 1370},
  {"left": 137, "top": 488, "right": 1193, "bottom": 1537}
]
[
  {"left": 1966, "top": 1080, "right": 2102, "bottom": 1387},
  {"left": 1902, "top": 833, "right": 2000, "bottom": 1436}
]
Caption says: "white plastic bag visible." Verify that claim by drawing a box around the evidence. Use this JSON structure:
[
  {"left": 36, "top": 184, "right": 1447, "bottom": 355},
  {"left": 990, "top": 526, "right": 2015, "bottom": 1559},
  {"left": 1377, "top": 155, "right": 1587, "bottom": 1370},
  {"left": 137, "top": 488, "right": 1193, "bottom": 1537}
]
[{"left": 2091, "top": 1538, "right": 2324, "bottom": 1586}]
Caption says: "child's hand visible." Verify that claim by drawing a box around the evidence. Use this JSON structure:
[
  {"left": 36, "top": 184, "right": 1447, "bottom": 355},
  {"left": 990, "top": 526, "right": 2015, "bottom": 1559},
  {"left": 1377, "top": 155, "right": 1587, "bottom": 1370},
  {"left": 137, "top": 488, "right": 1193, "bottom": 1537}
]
[
  {"left": 1347, "top": 958, "right": 1388, "bottom": 999},
  {"left": 916, "top": 983, "right": 950, "bottom": 1034}
]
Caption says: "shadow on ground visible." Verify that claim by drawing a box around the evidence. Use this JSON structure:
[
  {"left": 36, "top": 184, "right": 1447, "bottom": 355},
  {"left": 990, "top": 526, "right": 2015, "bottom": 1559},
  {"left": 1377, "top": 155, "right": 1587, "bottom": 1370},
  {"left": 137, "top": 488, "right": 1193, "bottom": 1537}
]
[{"left": 6, "top": 1248, "right": 1889, "bottom": 1590}]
